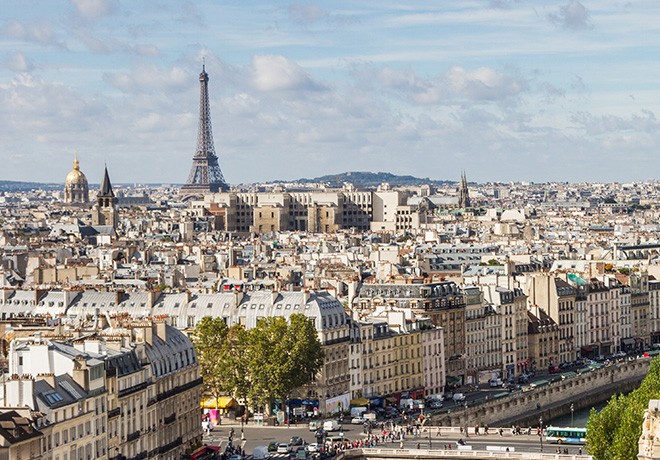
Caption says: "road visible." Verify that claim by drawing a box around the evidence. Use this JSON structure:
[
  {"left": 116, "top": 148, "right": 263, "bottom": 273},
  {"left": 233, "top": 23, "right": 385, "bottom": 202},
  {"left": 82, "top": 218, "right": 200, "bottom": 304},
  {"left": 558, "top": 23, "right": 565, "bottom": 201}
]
[{"left": 202, "top": 421, "right": 586, "bottom": 458}]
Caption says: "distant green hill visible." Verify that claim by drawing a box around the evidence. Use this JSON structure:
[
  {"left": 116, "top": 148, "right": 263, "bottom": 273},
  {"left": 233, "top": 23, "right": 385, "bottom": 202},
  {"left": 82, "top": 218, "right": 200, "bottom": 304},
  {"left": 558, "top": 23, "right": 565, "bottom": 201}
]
[{"left": 294, "top": 171, "right": 454, "bottom": 188}]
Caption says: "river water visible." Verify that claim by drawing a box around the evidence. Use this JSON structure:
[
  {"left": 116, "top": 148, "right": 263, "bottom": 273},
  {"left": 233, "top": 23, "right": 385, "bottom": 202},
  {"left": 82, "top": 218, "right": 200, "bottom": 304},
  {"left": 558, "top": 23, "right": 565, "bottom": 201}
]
[{"left": 546, "top": 400, "right": 609, "bottom": 428}]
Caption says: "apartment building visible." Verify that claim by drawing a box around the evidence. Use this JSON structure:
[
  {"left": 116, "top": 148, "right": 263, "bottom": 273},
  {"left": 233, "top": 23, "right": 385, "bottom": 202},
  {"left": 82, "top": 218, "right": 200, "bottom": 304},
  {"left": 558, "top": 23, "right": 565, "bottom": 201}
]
[
  {"left": 354, "top": 281, "right": 465, "bottom": 386},
  {"left": 0, "top": 321, "right": 202, "bottom": 460},
  {"left": 527, "top": 275, "right": 577, "bottom": 364},
  {"left": 463, "top": 286, "right": 501, "bottom": 384}
]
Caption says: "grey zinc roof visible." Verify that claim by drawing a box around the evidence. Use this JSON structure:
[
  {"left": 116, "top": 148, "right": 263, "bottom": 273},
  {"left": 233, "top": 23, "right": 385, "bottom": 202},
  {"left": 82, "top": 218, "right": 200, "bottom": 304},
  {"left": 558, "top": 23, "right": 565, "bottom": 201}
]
[{"left": 145, "top": 324, "right": 197, "bottom": 378}]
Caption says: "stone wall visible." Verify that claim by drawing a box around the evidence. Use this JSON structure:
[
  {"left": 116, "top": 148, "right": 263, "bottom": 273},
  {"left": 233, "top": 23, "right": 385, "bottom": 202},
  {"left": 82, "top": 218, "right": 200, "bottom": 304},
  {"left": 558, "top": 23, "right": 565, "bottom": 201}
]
[{"left": 430, "top": 359, "right": 650, "bottom": 428}]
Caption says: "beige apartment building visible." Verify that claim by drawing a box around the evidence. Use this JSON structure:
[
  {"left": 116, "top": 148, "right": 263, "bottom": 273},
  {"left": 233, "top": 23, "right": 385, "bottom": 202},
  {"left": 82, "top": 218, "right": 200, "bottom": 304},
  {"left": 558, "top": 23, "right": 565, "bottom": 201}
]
[
  {"left": 527, "top": 275, "right": 577, "bottom": 365},
  {"left": 464, "top": 286, "right": 502, "bottom": 384},
  {"left": 0, "top": 321, "right": 203, "bottom": 460}
]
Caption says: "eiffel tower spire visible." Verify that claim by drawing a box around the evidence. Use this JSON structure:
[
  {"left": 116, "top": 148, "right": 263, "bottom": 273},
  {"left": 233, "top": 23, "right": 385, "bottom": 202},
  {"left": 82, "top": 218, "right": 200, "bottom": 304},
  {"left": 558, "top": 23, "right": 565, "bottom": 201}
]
[{"left": 181, "top": 65, "right": 229, "bottom": 196}]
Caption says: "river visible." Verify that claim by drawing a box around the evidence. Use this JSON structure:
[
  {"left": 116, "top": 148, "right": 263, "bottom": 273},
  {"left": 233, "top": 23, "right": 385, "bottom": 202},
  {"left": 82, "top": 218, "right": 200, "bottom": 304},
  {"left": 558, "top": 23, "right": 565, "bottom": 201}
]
[{"left": 546, "top": 400, "right": 609, "bottom": 428}]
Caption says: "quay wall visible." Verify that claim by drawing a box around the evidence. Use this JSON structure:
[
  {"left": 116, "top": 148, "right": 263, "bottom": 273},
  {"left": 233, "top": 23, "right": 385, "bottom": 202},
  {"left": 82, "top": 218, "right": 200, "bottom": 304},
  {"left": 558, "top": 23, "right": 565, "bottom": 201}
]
[
  {"left": 430, "top": 359, "right": 651, "bottom": 428},
  {"left": 336, "top": 447, "right": 590, "bottom": 460}
]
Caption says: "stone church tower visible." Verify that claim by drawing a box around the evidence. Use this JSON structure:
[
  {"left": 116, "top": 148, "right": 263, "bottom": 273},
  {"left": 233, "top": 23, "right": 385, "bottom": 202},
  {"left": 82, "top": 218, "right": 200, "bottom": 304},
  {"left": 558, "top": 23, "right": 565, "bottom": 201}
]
[{"left": 92, "top": 166, "right": 118, "bottom": 228}]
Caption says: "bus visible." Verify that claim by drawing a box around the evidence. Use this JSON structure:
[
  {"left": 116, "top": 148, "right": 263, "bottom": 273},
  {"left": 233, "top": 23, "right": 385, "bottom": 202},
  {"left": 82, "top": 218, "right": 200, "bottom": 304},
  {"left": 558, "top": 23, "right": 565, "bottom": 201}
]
[{"left": 545, "top": 426, "right": 587, "bottom": 445}]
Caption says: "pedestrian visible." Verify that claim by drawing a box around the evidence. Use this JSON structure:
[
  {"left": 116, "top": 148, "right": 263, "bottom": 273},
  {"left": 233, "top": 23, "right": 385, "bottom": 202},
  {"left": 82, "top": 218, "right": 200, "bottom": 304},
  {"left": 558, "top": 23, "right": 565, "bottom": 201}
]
[
  {"left": 399, "top": 440, "right": 404, "bottom": 449},
  {"left": 578, "top": 447, "right": 583, "bottom": 455},
  {"left": 416, "top": 442, "right": 420, "bottom": 449}
]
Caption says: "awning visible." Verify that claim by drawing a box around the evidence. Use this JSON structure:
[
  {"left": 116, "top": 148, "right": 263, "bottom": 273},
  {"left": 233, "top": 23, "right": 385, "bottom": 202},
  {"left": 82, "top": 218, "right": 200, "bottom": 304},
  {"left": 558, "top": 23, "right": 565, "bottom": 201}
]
[
  {"left": 350, "top": 398, "right": 369, "bottom": 407},
  {"left": 200, "top": 397, "right": 237, "bottom": 409},
  {"left": 622, "top": 338, "right": 635, "bottom": 346},
  {"left": 190, "top": 445, "right": 220, "bottom": 460}
]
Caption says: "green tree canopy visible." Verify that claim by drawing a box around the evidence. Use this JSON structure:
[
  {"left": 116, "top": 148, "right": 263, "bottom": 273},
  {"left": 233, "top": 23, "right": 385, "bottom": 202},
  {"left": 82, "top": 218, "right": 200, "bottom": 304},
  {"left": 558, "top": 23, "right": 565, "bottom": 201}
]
[
  {"left": 247, "top": 314, "right": 324, "bottom": 409},
  {"left": 587, "top": 357, "right": 660, "bottom": 459},
  {"left": 192, "top": 317, "right": 249, "bottom": 404},
  {"left": 192, "top": 313, "right": 324, "bottom": 412}
]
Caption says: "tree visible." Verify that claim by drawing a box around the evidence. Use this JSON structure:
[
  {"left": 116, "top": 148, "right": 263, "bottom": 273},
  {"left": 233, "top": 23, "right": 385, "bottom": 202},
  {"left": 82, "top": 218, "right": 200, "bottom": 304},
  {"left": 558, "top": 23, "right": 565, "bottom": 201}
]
[
  {"left": 192, "top": 313, "right": 324, "bottom": 415},
  {"left": 192, "top": 317, "right": 249, "bottom": 407},
  {"left": 193, "top": 317, "right": 228, "bottom": 407},
  {"left": 587, "top": 357, "right": 660, "bottom": 459},
  {"left": 247, "top": 314, "right": 324, "bottom": 413}
]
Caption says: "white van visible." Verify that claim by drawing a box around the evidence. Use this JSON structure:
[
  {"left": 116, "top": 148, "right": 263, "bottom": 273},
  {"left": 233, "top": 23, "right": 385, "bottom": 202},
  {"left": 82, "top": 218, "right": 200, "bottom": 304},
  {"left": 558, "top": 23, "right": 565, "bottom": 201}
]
[
  {"left": 489, "top": 378, "right": 503, "bottom": 387},
  {"left": 453, "top": 393, "right": 466, "bottom": 402},
  {"left": 323, "top": 420, "right": 341, "bottom": 432}
]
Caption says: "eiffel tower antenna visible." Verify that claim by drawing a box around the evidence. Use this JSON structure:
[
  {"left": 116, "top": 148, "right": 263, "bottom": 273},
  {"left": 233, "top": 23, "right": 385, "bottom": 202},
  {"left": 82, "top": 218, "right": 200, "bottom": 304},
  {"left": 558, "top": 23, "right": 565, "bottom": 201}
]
[{"left": 181, "top": 65, "right": 229, "bottom": 196}]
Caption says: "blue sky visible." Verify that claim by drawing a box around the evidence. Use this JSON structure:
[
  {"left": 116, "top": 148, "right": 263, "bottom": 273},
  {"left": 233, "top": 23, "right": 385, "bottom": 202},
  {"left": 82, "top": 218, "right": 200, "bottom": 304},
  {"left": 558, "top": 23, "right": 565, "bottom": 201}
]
[{"left": 2, "top": 0, "right": 660, "bottom": 185}]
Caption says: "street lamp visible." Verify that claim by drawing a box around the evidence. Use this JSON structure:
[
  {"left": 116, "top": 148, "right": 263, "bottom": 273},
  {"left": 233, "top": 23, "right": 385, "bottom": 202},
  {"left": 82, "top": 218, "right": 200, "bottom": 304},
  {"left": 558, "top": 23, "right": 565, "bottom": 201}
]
[
  {"left": 286, "top": 396, "right": 290, "bottom": 428},
  {"left": 570, "top": 403, "right": 575, "bottom": 426},
  {"left": 539, "top": 416, "right": 544, "bottom": 453}
]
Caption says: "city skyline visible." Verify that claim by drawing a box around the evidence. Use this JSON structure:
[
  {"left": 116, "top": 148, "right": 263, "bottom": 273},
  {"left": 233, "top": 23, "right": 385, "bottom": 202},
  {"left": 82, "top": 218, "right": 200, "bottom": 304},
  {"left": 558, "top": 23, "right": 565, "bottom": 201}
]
[{"left": 2, "top": 1, "right": 660, "bottom": 184}]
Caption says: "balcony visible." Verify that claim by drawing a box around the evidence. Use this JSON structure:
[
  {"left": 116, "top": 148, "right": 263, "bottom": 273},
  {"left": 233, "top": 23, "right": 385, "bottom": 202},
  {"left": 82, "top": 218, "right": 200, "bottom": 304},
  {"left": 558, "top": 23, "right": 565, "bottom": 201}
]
[
  {"left": 157, "top": 378, "right": 203, "bottom": 402},
  {"left": 107, "top": 407, "right": 121, "bottom": 419},
  {"left": 164, "top": 413, "right": 176, "bottom": 425},
  {"left": 118, "top": 381, "right": 150, "bottom": 398},
  {"left": 126, "top": 430, "right": 141, "bottom": 442},
  {"left": 157, "top": 436, "right": 182, "bottom": 454}
]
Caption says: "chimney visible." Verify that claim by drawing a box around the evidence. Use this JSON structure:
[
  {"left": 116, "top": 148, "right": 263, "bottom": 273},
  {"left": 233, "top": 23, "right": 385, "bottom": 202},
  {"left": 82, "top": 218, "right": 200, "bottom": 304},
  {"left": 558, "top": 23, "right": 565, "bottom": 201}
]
[
  {"left": 116, "top": 290, "right": 125, "bottom": 306},
  {"left": 72, "top": 357, "right": 89, "bottom": 391},
  {"left": 34, "top": 289, "right": 46, "bottom": 305},
  {"left": 144, "top": 324, "right": 153, "bottom": 346},
  {"left": 154, "top": 320, "right": 167, "bottom": 341},
  {"left": 37, "top": 373, "right": 56, "bottom": 389}
]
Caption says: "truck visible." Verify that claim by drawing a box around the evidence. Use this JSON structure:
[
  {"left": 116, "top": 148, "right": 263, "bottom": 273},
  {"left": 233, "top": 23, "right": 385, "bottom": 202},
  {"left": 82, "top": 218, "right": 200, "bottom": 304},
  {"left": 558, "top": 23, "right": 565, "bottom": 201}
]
[
  {"left": 323, "top": 420, "right": 341, "bottom": 432},
  {"left": 350, "top": 407, "right": 367, "bottom": 418}
]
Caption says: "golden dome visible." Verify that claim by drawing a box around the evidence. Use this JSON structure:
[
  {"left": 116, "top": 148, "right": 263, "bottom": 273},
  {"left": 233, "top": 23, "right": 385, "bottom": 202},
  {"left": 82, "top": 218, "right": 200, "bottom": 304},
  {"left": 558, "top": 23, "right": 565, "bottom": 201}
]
[{"left": 65, "top": 157, "right": 88, "bottom": 185}]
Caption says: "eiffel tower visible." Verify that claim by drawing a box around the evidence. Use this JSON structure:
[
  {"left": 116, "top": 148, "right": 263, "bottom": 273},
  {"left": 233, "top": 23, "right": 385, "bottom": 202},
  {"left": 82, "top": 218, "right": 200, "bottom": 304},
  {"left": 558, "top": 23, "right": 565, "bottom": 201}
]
[{"left": 180, "top": 65, "right": 229, "bottom": 196}]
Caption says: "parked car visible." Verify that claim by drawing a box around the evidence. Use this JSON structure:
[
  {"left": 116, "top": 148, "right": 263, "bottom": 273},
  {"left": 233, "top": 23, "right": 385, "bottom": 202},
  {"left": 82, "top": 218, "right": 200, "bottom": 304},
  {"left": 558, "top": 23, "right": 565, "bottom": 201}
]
[
  {"left": 548, "top": 365, "right": 561, "bottom": 373},
  {"left": 277, "top": 443, "right": 291, "bottom": 454},
  {"left": 290, "top": 436, "right": 304, "bottom": 446},
  {"left": 268, "top": 442, "right": 279, "bottom": 452},
  {"left": 306, "top": 443, "right": 320, "bottom": 452},
  {"left": 350, "top": 417, "right": 365, "bottom": 424},
  {"left": 427, "top": 399, "right": 443, "bottom": 409},
  {"left": 452, "top": 393, "right": 466, "bottom": 402}
]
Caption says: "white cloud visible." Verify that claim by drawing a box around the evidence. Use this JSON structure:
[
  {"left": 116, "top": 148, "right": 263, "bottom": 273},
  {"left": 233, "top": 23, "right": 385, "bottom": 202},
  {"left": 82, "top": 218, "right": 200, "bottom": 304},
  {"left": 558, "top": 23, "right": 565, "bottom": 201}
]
[
  {"left": 4, "top": 52, "right": 34, "bottom": 73},
  {"left": 250, "top": 55, "right": 325, "bottom": 92},
  {"left": 548, "top": 0, "right": 592, "bottom": 31},
  {"left": 103, "top": 65, "right": 189, "bottom": 93},
  {"left": 354, "top": 64, "right": 527, "bottom": 105},
  {"left": 70, "top": 0, "right": 119, "bottom": 21},
  {"left": 288, "top": 3, "right": 326, "bottom": 25},
  {"left": 1, "top": 20, "right": 65, "bottom": 48},
  {"left": 446, "top": 66, "right": 526, "bottom": 101}
]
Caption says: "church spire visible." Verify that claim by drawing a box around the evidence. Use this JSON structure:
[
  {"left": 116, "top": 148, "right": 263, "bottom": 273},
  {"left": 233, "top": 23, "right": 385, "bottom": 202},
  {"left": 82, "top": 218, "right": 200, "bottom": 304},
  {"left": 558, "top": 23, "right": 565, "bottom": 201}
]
[
  {"left": 458, "top": 171, "right": 471, "bottom": 208},
  {"left": 99, "top": 165, "right": 114, "bottom": 198}
]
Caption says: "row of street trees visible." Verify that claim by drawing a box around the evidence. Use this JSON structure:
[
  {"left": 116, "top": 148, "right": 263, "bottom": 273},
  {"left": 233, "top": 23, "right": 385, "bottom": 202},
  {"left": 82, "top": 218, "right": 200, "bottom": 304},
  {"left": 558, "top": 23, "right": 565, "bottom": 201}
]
[
  {"left": 587, "top": 357, "right": 660, "bottom": 459},
  {"left": 193, "top": 314, "right": 325, "bottom": 414}
]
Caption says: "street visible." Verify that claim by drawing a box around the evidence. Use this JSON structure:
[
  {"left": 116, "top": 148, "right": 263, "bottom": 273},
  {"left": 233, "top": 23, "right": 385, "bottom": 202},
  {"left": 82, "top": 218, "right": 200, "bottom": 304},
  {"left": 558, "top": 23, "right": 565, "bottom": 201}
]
[{"left": 202, "top": 421, "right": 587, "bottom": 458}]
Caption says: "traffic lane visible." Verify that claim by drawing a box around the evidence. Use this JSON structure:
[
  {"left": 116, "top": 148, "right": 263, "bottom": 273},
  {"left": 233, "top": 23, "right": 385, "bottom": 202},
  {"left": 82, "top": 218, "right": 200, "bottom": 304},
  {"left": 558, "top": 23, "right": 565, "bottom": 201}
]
[{"left": 203, "top": 422, "right": 368, "bottom": 454}]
